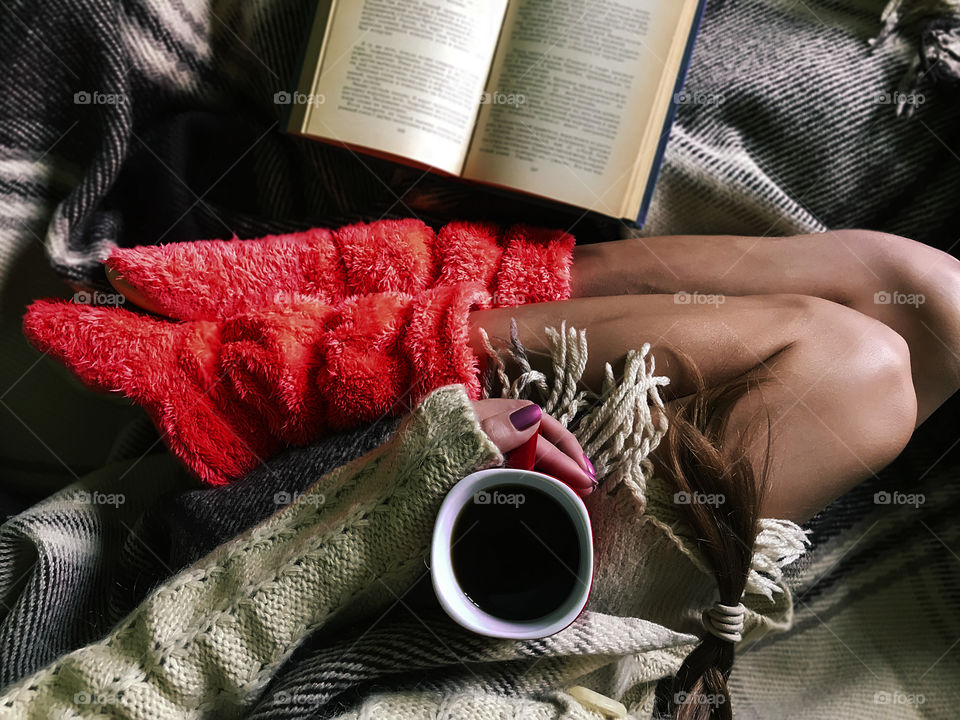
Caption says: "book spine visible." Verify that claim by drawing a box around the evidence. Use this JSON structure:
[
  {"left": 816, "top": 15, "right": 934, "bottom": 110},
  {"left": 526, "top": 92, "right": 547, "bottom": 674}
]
[
  {"left": 634, "top": 0, "right": 710, "bottom": 228},
  {"left": 286, "top": 0, "right": 338, "bottom": 135}
]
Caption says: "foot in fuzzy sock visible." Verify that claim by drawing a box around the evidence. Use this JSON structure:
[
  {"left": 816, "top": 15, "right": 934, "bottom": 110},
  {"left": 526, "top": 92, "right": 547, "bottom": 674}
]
[
  {"left": 22, "top": 219, "right": 576, "bottom": 485},
  {"left": 24, "top": 283, "right": 490, "bottom": 485},
  {"left": 105, "top": 219, "right": 574, "bottom": 320}
]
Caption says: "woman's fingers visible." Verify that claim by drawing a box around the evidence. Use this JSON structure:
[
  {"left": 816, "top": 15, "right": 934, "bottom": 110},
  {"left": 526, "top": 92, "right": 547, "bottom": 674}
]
[
  {"left": 470, "top": 399, "right": 597, "bottom": 496},
  {"left": 473, "top": 400, "right": 543, "bottom": 456},
  {"left": 534, "top": 435, "right": 596, "bottom": 496},
  {"left": 539, "top": 411, "right": 595, "bottom": 477}
]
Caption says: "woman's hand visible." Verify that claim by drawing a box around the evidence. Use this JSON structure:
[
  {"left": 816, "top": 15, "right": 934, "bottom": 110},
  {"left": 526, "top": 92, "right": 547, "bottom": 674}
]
[{"left": 470, "top": 399, "right": 597, "bottom": 497}]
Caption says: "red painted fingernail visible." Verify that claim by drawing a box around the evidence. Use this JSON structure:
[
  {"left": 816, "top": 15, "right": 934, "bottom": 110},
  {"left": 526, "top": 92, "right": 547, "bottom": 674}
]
[{"left": 509, "top": 404, "right": 541, "bottom": 430}]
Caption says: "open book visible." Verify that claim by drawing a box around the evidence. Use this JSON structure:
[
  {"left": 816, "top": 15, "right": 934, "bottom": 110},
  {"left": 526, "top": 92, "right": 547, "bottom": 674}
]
[{"left": 286, "top": 0, "right": 708, "bottom": 225}]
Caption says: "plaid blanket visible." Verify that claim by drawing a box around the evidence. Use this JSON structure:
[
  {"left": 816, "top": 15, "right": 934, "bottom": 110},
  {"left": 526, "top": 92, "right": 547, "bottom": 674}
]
[
  {"left": 729, "top": 397, "right": 960, "bottom": 719},
  {"left": 1, "top": 0, "right": 959, "bottom": 718}
]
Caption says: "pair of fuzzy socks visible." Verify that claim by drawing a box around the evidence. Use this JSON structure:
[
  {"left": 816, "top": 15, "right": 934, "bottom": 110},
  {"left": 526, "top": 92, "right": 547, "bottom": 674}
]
[{"left": 22, "top": 219, "right": 575, "bottom": 485}]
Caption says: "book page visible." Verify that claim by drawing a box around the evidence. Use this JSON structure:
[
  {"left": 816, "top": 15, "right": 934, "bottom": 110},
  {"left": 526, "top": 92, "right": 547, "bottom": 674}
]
[
  {"left": 302, "top": 0, "right": 507, "bottom": 175},
  {"left": 462, "top": 0, "right": 695, "bottom": 215}
]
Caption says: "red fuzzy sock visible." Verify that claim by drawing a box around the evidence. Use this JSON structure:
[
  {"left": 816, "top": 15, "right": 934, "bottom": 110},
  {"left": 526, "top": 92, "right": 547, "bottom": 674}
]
[
  {"left": 105, "top": 219, "right": 574, "bottom": 321},
  {"left": 23, "top": 283, "right": 493, "bottom": 484},
  {"left": 107, "top": 227, "right": 348, "bottom": 321},
  {"left": 492, "top": 224, "right": 576, "bottom": 307},
  {"left": 22, "top": 300, "right": 280, "bottom": 484},
  {"left": 334, "top": 218, "right": 437, "bottom": 296},
  {"left": 219, "top": 299, "right": 334, "bottom": 446}
]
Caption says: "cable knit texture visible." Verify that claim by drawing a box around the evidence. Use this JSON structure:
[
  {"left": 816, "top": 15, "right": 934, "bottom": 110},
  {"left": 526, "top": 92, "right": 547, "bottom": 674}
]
[
  {"left": 21, "top": 219, "right": 575, "bottom": 486},
  {"left": 0, "top": 384, "right": 505, "bottom": 720}
]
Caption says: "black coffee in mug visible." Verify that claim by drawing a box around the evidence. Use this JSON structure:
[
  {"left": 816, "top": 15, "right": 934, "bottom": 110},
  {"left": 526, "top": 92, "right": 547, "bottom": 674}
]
[{"left": 450, "top": 483, "right": 581, "bottom": 621}]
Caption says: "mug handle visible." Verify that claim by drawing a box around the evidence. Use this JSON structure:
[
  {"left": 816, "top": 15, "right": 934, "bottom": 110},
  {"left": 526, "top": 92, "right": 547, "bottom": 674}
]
[{"left": 505, "top": 424, "right": 540, "bottom": 471}]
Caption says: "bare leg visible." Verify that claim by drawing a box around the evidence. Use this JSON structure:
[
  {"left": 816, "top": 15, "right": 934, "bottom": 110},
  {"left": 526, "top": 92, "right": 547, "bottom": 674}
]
[
  {"left": 469, "top": 292, "right": 917, "bottom": 524},
  {"left": 571, "top": 230, "right": 960, "bottom": 424}
]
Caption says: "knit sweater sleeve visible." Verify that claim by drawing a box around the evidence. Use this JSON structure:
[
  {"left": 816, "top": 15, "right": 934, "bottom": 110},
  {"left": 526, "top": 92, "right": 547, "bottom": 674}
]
[
  {"left": 0, "top": 383, "right": 504, "bottom": 720},
  {"left": 105, "top": 219, "right": 576, "bottom": 321}
]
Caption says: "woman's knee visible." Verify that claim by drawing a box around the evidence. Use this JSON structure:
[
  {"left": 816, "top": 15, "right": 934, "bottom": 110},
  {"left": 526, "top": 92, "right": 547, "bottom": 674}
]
[
  {"left": 795, "top": 294, "right": 917, "bottom": 466},
  {"left": 833, "top": 229, "right": 960, "bottom": 298}
]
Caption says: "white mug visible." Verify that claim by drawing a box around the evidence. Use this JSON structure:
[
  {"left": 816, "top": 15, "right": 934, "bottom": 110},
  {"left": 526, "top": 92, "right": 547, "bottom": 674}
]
[{"left": 430, "top": 467, "right": 594, "bottom": 639}]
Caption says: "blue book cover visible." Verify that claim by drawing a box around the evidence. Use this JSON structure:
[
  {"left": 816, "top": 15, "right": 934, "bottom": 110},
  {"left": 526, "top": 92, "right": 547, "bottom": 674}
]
[{"left": 635, "top": 0, "right": 709, "bottom": 228}]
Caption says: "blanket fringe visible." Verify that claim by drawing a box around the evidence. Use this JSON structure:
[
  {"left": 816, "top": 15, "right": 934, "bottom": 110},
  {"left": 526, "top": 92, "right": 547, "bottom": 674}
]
[
  {"left": 479, "top": 318, "right": 669, "bottom": 491},
  {"left": 478, "top": 318, "right": 810, "bottom": 598}
]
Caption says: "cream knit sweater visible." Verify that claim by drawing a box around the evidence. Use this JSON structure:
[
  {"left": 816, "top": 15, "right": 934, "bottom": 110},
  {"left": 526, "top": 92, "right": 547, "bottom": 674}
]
[
  {"left": 0, "top": 324, "right": 810, "bottom": 719},
  {"left": 0, "top": 383, "right": 505, "bottom": 718}
]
